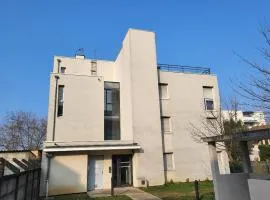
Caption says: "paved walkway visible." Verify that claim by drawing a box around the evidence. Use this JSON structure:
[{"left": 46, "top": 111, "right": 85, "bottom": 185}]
[{"left": 88, "top": 187, "right": 161, "bottom": 200}]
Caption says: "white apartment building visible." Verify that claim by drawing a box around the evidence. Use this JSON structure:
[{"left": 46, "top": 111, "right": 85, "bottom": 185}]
[
  {"left": 41, "top": 29, "right": 220, "bottom": 196},
  {"left": 222, "top": 110, "right": 266, "bottom": 161},
  {"left": 222, "top": 110, "right": 266, "bottom": 128}
]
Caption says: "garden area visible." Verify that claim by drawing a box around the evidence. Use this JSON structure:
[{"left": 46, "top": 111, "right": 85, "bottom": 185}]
[
  {"left": 46, "top": 181, "right": 214, "bottom": 200},
  {"left": 141, "top": 181, "right": 214, "bottom": 200}
]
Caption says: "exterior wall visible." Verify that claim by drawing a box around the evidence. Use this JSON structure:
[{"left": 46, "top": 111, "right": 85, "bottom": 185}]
[
  {"left": 159, "top": 71, "right": 219, "bottom": 181},
  {"left": 48, "top": 154, "right": 88, "bottom": 195},
  {"left": 46, "top": 74, "right": 104, "bottom": 142},
  {"left": 248, "top": 179, "right": 270, "bottom": 200},
  {"left": 127, "top": 30, "right": 165, "bottom": 186}
]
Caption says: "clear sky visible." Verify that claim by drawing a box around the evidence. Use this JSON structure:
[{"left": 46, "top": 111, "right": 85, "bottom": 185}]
[{"left": 1, "top": 1, "right": 270, "bottom": 119}]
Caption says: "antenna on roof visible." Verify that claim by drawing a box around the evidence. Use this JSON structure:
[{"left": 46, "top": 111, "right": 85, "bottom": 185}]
[
  {"left": 75, "top": 48, "right": 85, "bottom": 59},
  {"left": 75, "top": 48, "right": 84, "bottom": 56}
]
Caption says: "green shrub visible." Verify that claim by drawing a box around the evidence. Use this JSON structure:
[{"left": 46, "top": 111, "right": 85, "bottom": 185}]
[
  {"left": 259, "top": 145, "right": 270, "bottom": 161},
  {"left": 229, "top": 161, "right": 243, "bottom": 173}
]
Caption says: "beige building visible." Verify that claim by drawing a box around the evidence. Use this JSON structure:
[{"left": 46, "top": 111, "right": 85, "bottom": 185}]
[
  {"left": 222, "top": 110, "right": 266, "bottom": 161},
  {"left": 41, "top": 29, "right": 220, "bottom": 196}
]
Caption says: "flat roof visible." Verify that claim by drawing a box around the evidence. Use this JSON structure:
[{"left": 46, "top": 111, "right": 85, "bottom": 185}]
[{"left": 202, "top": 126, "right": 270, "bottom": 143}]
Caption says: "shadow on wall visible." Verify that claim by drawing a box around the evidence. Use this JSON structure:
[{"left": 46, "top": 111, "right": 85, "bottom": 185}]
[{"left": 48, "top": 156, "right": 86, "bottom": 196}]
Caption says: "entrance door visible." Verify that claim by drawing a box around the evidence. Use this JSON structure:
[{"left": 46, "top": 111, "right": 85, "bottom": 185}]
[
  {"left": 112, "top": 155, "right": 132, "bottom": 187},
  {"left": 88, "top": 156, "right": 104, "bottom": 190}
]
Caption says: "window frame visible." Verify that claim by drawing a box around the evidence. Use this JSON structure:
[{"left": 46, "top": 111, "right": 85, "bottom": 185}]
[
  {"left": 164, "top": 152, "right": 175, "bottom": 171},
  {"left": 161, "top": 116, "right": 172, "bottom": 133},
  {"left": 57, "top": 85, "right": 64, "bottom": 117},
  {"left": 204, "top": 98, "right": 214, "bottom": 111},
  {"left": 159, "top": 83, "right": 169, "bottom": 100},
  {"left": 60, "top": 67, "right": 66, "bottom": 74}
]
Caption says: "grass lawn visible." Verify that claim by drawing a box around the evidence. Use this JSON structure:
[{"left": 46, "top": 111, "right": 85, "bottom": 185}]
[
  {"left": 142, "top": 181, "right": 214, "bottom": 200},
  {"left": 49, "top": 194, "right": 131, "bottom": 200}
]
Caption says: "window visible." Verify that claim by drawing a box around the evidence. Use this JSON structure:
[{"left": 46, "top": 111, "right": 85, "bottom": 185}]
[
  {"left": 203, "top": 86, "right": 214, "bottom": 111},
  {"left": 60, "top": 67, "right": 66, "bottom": 74},
  {"left": 204, "top": 98, "right": 214, "bottom": 110},
  {"left": 104, "top": 82, "right": 120, "bottom": 140},
  {"left": 57, "top": 85, "right": 64, "bottom": 116},
  {"left": 164, "top": 153, "right": 174, "bottom": 171},
  {"left": 91, "top": 60, "right": 97, "bottom": 76},
  {"left": 159, "top": 83, "right": 169, "bottom": 99},
  {"left": 161, "top": 116, "right": 171, "bottom": 133}
]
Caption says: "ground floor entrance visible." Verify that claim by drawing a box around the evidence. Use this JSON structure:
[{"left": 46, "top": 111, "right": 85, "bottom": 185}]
[
  {"left": 112, "top": 154, "right": 133, "bottom": 187},
  {"left": 88, "top": 155, "right": 104, "bottom": 190}
]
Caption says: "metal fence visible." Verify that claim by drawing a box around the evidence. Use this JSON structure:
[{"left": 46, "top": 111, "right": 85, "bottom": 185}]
[
  {"left": 0, "top": 168, "right": 41, "bottom": 200},
  {"left": 158, "top": 64, "right": 211, "bottom": 74}
]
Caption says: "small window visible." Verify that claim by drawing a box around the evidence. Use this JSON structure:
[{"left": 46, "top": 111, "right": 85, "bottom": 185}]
[
  {"left": 60, "top": 67, "right": 66, "bottom": 74},
  {"left": 159, "top": 83, "right": 169, "bottom": 99},
  {"left": 57, "top": 85, "right": 64, "bottom": 116},
  {"left": 204, "top": 98, "right": 214, "bottom": 111},
  {"left": 164, "top": 153, "right": 174, "bottom": 171},
  {"left": 203, "top": 86, "right": 214, "bottom": 111},
  {"left": 161, "top": 116, "right": 171, "bottom": 133}
]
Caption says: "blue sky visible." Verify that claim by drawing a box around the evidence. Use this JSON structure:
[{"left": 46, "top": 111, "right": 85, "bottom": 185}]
[{"left": 0, "top": 1, "right": 270, "bottom": 118}]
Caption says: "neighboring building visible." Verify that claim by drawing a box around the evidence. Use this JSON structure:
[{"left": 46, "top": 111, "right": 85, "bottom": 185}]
[
  {"left": 222, "top": 110, "right": 267, "bottom": 161},
  {"left": 222, "top": 110, "right": 266, "bottom": 128},
  {"left": 41, "top": 29, "right": 220, "bottom": 196}
]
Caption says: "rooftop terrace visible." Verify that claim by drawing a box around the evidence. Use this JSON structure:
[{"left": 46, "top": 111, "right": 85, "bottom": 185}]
[{"left": 157, "top": 64, "right": 211, "bottom": 74}]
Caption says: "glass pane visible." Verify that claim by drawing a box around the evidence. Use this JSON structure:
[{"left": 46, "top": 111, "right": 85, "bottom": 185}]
[
  {"left": 165, "top": 153, "right": 173, "bottom": 170},
  {"left": 104, "top": 118, "right": 120, "bottom": 140},
  {"left": 205, "top": 99, "right": 214, "bottom": 110}
]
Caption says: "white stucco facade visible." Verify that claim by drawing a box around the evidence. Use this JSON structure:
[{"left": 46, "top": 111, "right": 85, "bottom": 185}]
[{"left": 41, "top": 29, "right": 220, "bottom": 196}]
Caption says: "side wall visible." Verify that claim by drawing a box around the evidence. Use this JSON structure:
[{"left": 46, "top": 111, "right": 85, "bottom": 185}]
[
  {"left": 48, "top": 154, "right": 88, "bottom": 195},
  {"left": 46, "top": 74, "right": 104, "bottom": 142},
  {"left": 159, "top": 71, "right": 220, "bottom": 181},
  {"left": 129, "top": 29, "right": 165, "bottom": 186}
]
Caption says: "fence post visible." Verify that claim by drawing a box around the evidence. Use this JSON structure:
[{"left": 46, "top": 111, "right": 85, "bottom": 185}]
[
  {"left": 14, "top": 175, "right": 20, "bottom": 200},
  {"left": 30, "top": 170, "right": 35, "bottom": 200},
  {"left": 24, "top": 173, "right": 29, "bottom": 200},
  {"left": 0, "top": 178, "right": 2, "bottom": 200},
  {"left": 36, "top": 169, "right": 41, "bottom": 200},
  {"left": 194, "top": 180, "right": 200, "bottom": 200}
]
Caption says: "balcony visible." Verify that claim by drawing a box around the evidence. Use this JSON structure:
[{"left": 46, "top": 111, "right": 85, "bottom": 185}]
[{"left": 157, "top": 64, "right": 211, "bottom": 74}]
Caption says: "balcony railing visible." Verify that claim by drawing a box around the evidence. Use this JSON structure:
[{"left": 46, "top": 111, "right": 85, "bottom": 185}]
[{"left": 157, "top": 64, "right": 211, "bottom": 74}]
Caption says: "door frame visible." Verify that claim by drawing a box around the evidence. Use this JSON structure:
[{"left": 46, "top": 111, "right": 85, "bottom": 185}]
[
  {"left": 112, "top": 154, "right": 133, "bottom": 187},
  {"left": 87, "top": 155, "right": 104, "bottom": 191}
]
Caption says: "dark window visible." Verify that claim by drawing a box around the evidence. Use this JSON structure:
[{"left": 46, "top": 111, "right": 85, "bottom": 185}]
[
  {"left": 60, "top": 67, "right": 66, "bottom": 74},
  {"left": 57, "top": 85, "right": 64, "bottom": 116},
  {"left": 204, "top": 98, "right": 214, "bottom": 111},
  {"left": 104, "top": 82, "right": 120, "bottom": 140}
]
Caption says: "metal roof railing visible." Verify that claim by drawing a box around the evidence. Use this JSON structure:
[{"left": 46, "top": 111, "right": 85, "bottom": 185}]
[{"left": 157, "top": 64, "right": 211, "bottom": 74}]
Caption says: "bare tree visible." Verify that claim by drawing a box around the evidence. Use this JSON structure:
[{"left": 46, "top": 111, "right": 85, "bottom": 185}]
[
  {"left": 236, "top": 25, "right": 270, "bottom": 114},
  {"left": 189, "top": 98, "right": 246, "bottom": 161},
  {"left": 0, "top": 111, "right": 47, "bottom": 150}
]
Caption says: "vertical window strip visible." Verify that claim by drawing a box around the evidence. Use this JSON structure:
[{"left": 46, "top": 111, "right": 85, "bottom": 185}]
[{"left": 57, "top": 85, "right": 64, "bottom": 116}]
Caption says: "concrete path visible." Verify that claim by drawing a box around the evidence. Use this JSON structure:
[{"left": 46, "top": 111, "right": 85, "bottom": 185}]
[{"left": 88, "top": 187, "right": 161, "bottom": 200}]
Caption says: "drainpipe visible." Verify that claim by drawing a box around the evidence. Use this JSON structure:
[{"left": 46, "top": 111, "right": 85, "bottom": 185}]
[
  {"left": 52, "top": 75, "right": 59, "bottom": 141},
  {"left": 45, "top": 153, "right": 53, "bottom": 198}
]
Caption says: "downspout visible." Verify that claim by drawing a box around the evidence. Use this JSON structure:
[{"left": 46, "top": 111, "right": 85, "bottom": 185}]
[
  {"left": 46, "top": 59, "right": 60, "bottom": 198},
  {"left": 52, "top": 75, "right": 59, "bottom": 141},
  {"left": 45, "top": 153, "right": 53, "bottom": 198}
]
